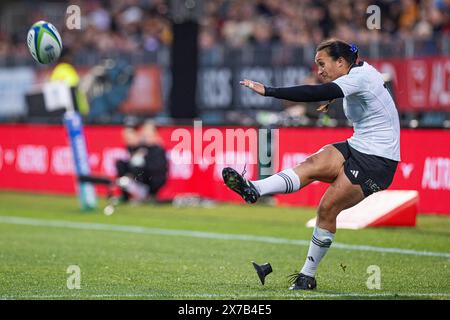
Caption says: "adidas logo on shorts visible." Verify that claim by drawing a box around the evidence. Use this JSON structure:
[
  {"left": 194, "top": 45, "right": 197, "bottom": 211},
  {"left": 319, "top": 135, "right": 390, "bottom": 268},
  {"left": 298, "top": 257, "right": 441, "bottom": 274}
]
[{"left": 350, "top": 170, "right": 359, "bottom": 178}]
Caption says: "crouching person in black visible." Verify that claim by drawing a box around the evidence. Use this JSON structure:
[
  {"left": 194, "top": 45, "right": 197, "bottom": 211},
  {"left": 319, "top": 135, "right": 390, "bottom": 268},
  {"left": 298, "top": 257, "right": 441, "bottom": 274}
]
[{"left": 116, "top": 119, "right": 168, "bottom": 203}]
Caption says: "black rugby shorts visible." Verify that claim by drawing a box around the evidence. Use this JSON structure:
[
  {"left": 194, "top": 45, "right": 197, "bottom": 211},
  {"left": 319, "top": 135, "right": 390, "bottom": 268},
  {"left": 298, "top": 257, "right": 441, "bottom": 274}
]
[{"left": 332, "top": 141, "right": 398, "bottom": 197}]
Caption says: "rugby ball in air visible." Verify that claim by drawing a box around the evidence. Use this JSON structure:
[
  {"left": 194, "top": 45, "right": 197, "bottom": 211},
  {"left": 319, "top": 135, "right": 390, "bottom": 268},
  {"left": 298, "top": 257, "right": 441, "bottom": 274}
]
[{"left": 27, "top": 20, "right": 62, "bottom": 64}]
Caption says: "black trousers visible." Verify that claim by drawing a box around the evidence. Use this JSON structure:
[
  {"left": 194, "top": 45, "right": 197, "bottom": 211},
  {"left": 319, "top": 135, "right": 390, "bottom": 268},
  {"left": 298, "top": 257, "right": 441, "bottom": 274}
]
[{"left": 116, "top": 159, "right": 167, "bottom": 197}]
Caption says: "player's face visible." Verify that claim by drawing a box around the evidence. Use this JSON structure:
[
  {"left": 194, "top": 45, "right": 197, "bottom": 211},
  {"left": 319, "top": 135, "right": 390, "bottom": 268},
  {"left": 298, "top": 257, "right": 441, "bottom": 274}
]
[{"left": 315, "top": 50, "right": 346, "bottom": 82}]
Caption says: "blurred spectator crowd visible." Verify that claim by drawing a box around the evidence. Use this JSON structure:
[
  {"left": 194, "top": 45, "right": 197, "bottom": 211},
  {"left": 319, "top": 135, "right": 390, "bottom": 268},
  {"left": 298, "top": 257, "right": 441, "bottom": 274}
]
[
  {"left": 0, "top": 0, "right": 172, "bottom": 60},
  {"left": 0, "top": 0, "right": 449, "bottom": 60},
  {"left": 200, "top": 0, "right": 450, "bottom": 50}
]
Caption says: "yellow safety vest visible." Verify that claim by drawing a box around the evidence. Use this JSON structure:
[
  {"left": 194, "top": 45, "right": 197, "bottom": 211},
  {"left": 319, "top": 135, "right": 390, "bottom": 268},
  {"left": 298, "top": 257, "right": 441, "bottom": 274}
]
[{"left": 50, "top": 63, "right": 89, "bottom": 115}]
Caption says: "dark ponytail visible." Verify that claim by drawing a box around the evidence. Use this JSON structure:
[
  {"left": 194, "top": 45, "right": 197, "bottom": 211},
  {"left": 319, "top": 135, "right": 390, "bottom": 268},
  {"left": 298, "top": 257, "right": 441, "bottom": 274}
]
[{"left": 316, "top": 39, "right": 359, "bottom": 66}]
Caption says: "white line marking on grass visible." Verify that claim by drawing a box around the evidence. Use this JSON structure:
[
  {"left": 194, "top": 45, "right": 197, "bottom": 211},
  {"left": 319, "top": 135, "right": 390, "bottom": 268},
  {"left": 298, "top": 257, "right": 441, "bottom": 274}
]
[
  {"left": 1, "top": 292, "right": 450, "bottom": 300},
  {"left": 0, "top": 215, "right": 449, "bottom": 259}
]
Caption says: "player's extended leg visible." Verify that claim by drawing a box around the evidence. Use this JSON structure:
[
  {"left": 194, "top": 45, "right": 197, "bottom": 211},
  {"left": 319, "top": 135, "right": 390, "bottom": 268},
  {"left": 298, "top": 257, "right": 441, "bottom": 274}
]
[
  {"left": 222, "top": 145, "right": 344, "bottom": 203},
  {"left": 290, "top": 168, "right": 365, "bottom": 290}
]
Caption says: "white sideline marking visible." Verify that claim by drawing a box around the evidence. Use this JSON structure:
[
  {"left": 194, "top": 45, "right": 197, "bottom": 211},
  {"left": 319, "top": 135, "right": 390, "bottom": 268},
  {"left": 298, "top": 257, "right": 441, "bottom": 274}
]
[
  {"left": 1, "top": 292, "right": 450, "bottom": 300},
  {"left": 0, "top": 215, "right": 449, "bottom": 259}
]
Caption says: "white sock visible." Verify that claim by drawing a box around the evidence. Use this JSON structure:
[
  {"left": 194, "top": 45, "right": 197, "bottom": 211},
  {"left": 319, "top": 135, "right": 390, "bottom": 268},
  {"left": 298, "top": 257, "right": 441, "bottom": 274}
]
[
  {"left": 300, "top": 226, "right": 335, "bottom": 277},
  {"left": 251, "top": 168, "right": 301, "bottom": 196}
]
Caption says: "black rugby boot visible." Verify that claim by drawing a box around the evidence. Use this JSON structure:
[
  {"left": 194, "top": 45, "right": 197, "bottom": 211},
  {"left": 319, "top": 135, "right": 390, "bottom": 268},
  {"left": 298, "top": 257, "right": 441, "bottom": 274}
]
[{"left": 222, "top": 167, "right": 260, "bottom": 204}]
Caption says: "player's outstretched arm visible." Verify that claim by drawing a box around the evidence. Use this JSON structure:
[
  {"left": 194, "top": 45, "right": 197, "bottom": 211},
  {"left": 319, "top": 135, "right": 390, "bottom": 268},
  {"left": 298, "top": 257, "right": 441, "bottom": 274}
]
[{"left": 240, "top": 79, "right": 344, "bottom": 103}]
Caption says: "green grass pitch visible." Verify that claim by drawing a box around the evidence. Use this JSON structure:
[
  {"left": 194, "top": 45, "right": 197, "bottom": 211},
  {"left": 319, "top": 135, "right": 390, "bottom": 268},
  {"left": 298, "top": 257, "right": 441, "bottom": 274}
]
[{"left": 0, "top": 191, "right": 449, "bottom": 300}]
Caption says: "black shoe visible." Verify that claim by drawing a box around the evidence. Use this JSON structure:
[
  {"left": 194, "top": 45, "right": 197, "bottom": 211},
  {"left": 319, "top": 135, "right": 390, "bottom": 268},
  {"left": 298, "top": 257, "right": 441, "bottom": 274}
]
[
  {"left": 252, "top": 261, "right": 272, "bottom": 285},
  {"left": 222, "top": 167, "right": 260, "bottom": 204},
  {"left": 288, "top": 273, "right": 317, "bottom": 290}
]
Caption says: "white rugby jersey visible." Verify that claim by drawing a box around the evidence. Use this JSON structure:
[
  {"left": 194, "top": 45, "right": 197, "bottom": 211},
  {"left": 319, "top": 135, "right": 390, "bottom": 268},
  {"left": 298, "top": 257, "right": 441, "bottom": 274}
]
[{"left": 332, "top": 61, "right": 401, "bottom": 161}]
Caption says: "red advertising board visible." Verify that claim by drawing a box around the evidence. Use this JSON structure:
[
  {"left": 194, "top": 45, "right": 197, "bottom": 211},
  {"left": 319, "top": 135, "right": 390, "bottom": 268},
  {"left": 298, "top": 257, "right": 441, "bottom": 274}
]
[
  {"left": 0, "top": 124, "right": 258, "bottom": 203},
  {"left": 156, "top": 125, "right": 259, "bottom": 202},
  {"left": 1, "top": 125, "right": 449, "bottom": 214},
  {"left": 274, "top": 128, "right": 450, "bottom": 215},
  {"left": 369, "top": 56, "right": 450, "bottom": 110}
]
